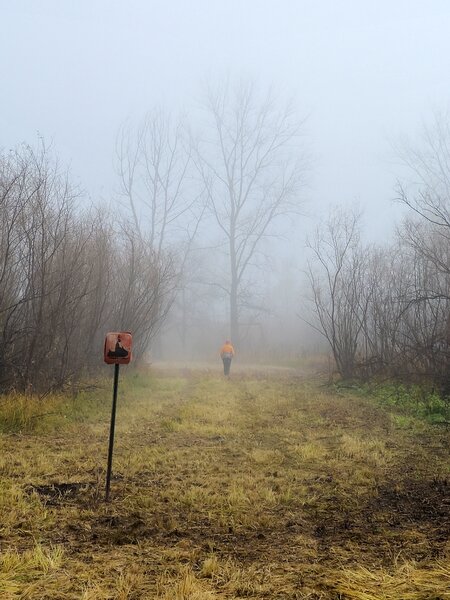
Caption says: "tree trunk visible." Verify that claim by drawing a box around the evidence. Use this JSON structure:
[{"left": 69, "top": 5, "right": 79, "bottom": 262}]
[{"left": 230, "top": 278, "right": 239, "bottom": 347}]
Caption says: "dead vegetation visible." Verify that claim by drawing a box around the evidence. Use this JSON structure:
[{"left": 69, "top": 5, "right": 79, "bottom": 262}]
[{"left": 0, "top": 367, "right": 448, "bottom": 598}]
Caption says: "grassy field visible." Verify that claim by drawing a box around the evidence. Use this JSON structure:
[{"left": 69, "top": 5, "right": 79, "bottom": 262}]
[{"left": 0, "top": 366, "right": 448, "bottom": 599}]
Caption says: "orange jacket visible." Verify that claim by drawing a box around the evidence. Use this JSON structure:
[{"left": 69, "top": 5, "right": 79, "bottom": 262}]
[{"left": 220, "top": 342, "right": 235, "bottom": 357}]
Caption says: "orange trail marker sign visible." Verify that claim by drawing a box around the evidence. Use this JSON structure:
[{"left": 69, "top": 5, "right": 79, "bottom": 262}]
[
  {"left": 104, "top": 332, "right": 132, "bottom": 501},
  {"left": 104, "top": 331, "right": 132, "bottom": 364}
]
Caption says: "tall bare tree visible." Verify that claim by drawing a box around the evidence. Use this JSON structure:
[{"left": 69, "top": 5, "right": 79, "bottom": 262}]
[
  {"left": 116, "top": 109, "right": 199, "bottom": 254},
  {"left": 196, "top": 80, "right": 307, "bottom": 346},
  {"left": 116, "top": 109, "right": 208, "bottom": 353}
]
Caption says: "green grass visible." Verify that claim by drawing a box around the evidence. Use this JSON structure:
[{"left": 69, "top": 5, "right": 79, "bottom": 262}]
[{"left": 333, "top": 380, "right": 450, "bottom": 425}]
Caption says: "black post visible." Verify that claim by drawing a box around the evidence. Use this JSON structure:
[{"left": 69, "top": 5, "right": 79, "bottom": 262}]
[{"left": 105, "top": 363, "right": 120, "bottom": 502}]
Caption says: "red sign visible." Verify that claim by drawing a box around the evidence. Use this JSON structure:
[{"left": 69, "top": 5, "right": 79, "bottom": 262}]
[{"left": 104, "top": 332, "right": 132, "bottom": 365}]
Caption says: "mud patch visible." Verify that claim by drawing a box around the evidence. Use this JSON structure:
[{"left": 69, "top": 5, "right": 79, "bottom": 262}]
[
  {"left": 89, "top": 513, "right": 157, "bottom": 545},
  {"left": 27, "top": 482, "right": 96, "bottom": 505},
  {"left": 310, "top": 477, "right": 450, "bottom": 557},
  {"left": 373, "top": 478, "right": 449, "bottom": 536}
]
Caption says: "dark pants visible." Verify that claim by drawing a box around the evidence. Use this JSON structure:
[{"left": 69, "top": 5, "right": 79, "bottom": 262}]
[{"left": 222, "top": 357, "right": 232, "bottom": 375}]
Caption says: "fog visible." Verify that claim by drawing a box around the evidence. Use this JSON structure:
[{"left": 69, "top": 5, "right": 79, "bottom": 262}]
[{"left": 1, "top": 0, "right": 450, "bottom": 366}]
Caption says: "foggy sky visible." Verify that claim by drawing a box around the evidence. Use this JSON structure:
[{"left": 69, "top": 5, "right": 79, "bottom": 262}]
[{"left": 1, "top": 0, "right": 450, "bottom": 241}]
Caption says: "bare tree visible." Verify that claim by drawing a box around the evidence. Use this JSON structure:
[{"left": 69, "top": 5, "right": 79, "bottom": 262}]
[
  {"left": 395, "top": 110, "right": 450, "bottom": 286},
  {"left": 116, "top": 109, "right": 208, "bottom": 354},
  {"left": 116, "top": 109, "right": 199, "bottom": 254},
  {"left": 395, "top": 109, "right": 450, "bottom": 230},
  {"left": 196, "top": 79, "right": 307, "bottom": 347},
  {"left": 393, "top": 111, "right": 450, "bottom": 390},
  {"left": 305, "top": 208, "right": 368, "bottom": 379}
]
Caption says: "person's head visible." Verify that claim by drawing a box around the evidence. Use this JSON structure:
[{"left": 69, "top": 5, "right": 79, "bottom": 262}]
[{"left": 225, "top": 340, "right": 230, "bottom": 344}]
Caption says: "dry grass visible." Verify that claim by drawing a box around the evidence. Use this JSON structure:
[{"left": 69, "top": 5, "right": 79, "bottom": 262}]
[
  {"left": 335, "top": 560, "right": 450, "bottom": 599},
  {"left": 0, "top": 366, "right": 448, "bottom": 598}
]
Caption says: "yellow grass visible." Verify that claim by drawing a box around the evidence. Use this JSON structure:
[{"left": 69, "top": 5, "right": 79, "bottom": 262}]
[
  {"left": 0, "top": 366, "right": 448, "bottom": 598},
  {"left": 334, "top": 560, "right": 450, "bottom": 599}
]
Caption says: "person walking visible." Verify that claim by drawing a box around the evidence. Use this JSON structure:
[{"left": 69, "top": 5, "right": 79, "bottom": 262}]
[{"left": 220, "top": 340, "right": 235, "bottom": 376}]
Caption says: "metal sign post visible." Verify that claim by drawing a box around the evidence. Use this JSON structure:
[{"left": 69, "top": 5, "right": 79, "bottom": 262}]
[
  {"left": 105, "top": 363, "right": 120, "bottom": 502},
  {"left": 103, "top": 331, "right": 132, "bottom": 502}
]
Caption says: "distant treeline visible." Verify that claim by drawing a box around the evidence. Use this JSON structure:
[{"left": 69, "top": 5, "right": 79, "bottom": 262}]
[
  {"left": 0, "top": 145, "right": 176, "bottom": 393},
  {"left": 306, "top": 112, "right": 450, "bottom": 393},
  {"left": 3, "top": 87, "right": 449, "bottom": 395}
]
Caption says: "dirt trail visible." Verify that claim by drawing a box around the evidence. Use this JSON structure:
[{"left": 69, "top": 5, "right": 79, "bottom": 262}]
[{"left": 150, "top": 359, "right": 315, "bottom": 378}]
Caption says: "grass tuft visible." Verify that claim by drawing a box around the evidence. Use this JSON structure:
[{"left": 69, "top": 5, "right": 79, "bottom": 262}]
[{"left": 333, "top": 560, "right": 450, "bottom": 600}]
